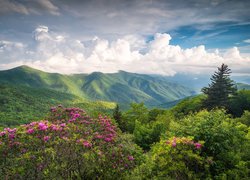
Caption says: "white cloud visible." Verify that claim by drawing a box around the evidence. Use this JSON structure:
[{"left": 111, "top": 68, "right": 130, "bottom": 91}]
[
  {"left": 1, "top": 26, "right": 250, "bottom": 76},
  {"left": 244, "top": 39, "right": 250, "bottom": 43}
]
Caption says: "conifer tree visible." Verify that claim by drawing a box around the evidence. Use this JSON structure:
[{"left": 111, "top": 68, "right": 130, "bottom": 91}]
[
  {"left": 113, "top": 104, "right": 122, "bottom": 122},
  {"left": 202, "top": 63, "right": 237, "bottom": 109}
]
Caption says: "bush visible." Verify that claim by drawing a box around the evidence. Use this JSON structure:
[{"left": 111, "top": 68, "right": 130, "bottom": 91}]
[
  {"left": 0, "top": 105, "right": 143, "bottom": 179},
  {"left": 168, "top": 110, "right": 249, "bottom": 178},
  {"left": 132, "top": 137, "right": 211, "bottom": 179}
]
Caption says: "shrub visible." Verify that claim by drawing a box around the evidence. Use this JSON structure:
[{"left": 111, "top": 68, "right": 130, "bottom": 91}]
[
  {"left": 169, "top": 110, "right": 249, "bottom": 178},
  {"left": 0, "top": 105, "right": 143, "bottom": 179},
  {"left": 132, "top": 136, "right": 211, "bottom": 179}
]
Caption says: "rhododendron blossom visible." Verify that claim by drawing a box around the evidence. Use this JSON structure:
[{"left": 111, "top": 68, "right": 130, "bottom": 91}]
[
  {"left": 26, "top": 128, "right": 34, "bottom": 134},
  {"left": 128, "top": 155, "right": 134, "bottom": 161},
  {"left": 194, "top": 143, "right": 202, "bottom": 149},
  {"left": 0, "top": 131, "right": 6, "bottom": 137},
  {"left": 38, "top": 122, "right": 48, "bottom": 131},
  {"left": 43, "top": 136, "right": 50, "bottom": 142},
  {"left": 83, "top": 141, "right": 92, "bottom": 148},
  {"left": 0, "top": 105, "right": 140, "bottom": 179}
]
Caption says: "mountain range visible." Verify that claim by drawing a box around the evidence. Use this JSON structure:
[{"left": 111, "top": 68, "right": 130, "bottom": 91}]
[{"left": 0, "top": 66, "right": 196, "bottom": 108}]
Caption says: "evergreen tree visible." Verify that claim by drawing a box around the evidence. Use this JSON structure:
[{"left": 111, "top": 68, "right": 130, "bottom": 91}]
[
  {"left": 202, "top": 63, "right": 237, "bottom": 109},
  {"left": 113, "top": 104, "right": 122, "bottom": 123}
]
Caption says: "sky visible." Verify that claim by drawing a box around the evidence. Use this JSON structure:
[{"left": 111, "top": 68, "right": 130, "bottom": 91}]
[{"left": 0, "top": 0, "right": 250, "bottom": 76}]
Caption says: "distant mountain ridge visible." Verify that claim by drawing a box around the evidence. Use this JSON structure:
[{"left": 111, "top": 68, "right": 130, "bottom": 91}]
[{"left": 0, "top": 66, "right": 196, "bottom": 107}]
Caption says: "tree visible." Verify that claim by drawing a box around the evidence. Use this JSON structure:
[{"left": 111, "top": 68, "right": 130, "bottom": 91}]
[
  {"left": 202, "top": 63, "right": 237, "bottom": 109},
  {"left": 113, "top": 104, "right": 122, "bottom": 122}
]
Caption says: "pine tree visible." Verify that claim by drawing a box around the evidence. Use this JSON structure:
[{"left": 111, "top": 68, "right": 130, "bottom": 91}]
[
  {"left": 113, "top": 104, "right": 122, "bottom": 122},
  {"left": 202, "top": 63, "right": 237, "bottom": 109}
]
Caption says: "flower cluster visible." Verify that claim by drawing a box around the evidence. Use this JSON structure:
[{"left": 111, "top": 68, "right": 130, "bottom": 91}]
[
  {"left": 0, "top": 105, "right": 141, "bottom": 179},
  {"left": 166, "top": 137, "right": 203, "bottom": 150}
]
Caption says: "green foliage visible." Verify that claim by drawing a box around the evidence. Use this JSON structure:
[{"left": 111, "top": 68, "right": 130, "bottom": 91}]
[
  {"left": 228, "top": 90, "right": 250, "bottom": 117},
  {"left": 168, "top": 110, "right": 249, "bottom": 178},
  {"left": 0, "top": 106, "right": 143, "bottom": 179},
  {"left": 236, "top": 111, "right": 250, "bottom": 126},
  {"left": 202, "top": 64, "right": 237, "bottom": 110},
  {"left": 118, "top": 103, "right": 170, "bottom": 151},
  {"left": 171, "top": 95, "right": 205, "bottom": 119},
  {"left": 118, "top": 103, "right": 149, "bottom": 133},
  {"left": 0, "top": 84, "right": 116, "bottom": 127},
  {"left": 113, "top": 104, "right": 122, "bottom": 124},
  {"left": 132, "top": 137, "right": 210, "bottom": 179}
]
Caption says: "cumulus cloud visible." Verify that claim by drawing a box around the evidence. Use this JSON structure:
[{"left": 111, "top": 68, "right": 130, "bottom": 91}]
[{"left": 0, "top": 26, "right": 250, "bottom": 75}]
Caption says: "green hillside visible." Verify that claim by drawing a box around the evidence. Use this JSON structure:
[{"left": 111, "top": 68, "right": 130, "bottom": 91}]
[
  {"left": 0, "top": 84, "right": 115, "bottom": 127},
  {"left": 237, "top": 83, "right": 250, "bottom": 90},
  {"left": 0, "top": 66, "right": 196, "bottom": 107},
  {"left": 0, "top": 66, "right": 88, "bottom": 98}
]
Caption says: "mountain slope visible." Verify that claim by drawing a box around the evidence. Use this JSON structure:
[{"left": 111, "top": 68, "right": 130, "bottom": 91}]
[
  {"left": 0, "top": 65, "right": 88, "bottom": 98},
  {"left": 237, "top": 83, "right": 250, "bottom": 90},
  {"left": 0, "top": 66, "right": 196, "bottom": 106},
  {"left": 0, "top": 84, "right": 115, "bottom": 127}
]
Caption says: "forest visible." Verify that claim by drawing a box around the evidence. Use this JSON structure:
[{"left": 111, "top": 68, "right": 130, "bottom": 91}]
[{"left": 0, "top": 64, "right": 250, "bottom": 179}]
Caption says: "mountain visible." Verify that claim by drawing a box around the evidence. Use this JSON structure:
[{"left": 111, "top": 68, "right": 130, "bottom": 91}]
[
  {"left": 237, "top": 83, "right": 250, "bottom": 90},
  {"left": 152, "top": 73, "right": 250, "bottom": 93},
  {"left": 0, "top": 83, "right": 115, "bottom": 127},
  {"left": 0, "top": 66, "right": 196, "bottom": 107}
]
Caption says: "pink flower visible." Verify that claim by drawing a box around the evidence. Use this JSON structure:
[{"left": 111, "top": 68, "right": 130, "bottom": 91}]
[
  {"left": 68, "top": 118, "right": 76, "bottom": 123},
  {"left": 30, "top": 122, "right": 37, "bottom": 126},
  {"left": 172, "top": 142, "right": 177, "bottom": 147},
  {"left": 50, "top": 107, "right": 57, "bottom": 112},
  {"left": 60, "top": 123, "right": 66, "bottom": 127},
  {"left": 83, "top": 141, "right": 92, "bottom": 148},
  {"left": 194, "top": 143, "right": 202, "bottom": 149},
  {"left": 172, "top": 137, "right": 177, "bottom": 147},
  {"left": 0, "top": 131, "right": 6, "bottom": 137},
  {"left": 73, "top": 113, "right": 80, "bottom": 118},
  {"left": 128, "top": 155, "right": 134, "bottom": 161},
  {"left": 104, "top": 137, "right": 112, "bottom": 142},
  {"left": 43, "top": 136, "right": 50, "bottom": 142},
  {"left": 26, "top": 128, "right": 34, "bottom": 134},
  {"left": 50, "top": 124, "right": 59, "bottom": 131},
  {"left": 38, "top": 122, "right": 48, "bottom": 131},
  {"left": 95, "top": 135, "right": 104, "bottom": 139},
  {"left": 9, "top": 128, "right": 17, "bottom": 133},
  {"left": 4, "top": 128, "right": 17, "bottom": 133},
  {"left": 8, "top": 134, "right": 15, "bottom": 140}
]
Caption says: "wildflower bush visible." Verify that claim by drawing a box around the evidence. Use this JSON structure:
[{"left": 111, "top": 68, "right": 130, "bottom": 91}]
[
  {"left": 0, "top": 105, "right": 143, "bottom": 179},
  {"left": 132, "top": 136, "right": 211, "bottom": 179}
]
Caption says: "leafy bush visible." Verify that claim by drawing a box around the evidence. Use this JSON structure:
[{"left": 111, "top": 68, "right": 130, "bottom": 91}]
[
  {"left": 168, "top": 110, "right": 249, "bottom": 179},
  {"left": 132, "top": 137, "right": 210, "bottom": 179},
  {"left": 170, "top": 95, "right": 205, "bottom": 119},
  {"left": 118, "top": 103, "right": 169, "bottom": 150},
  {"left": 0, "top": 106, "right": 143, "bottom": 179}
]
